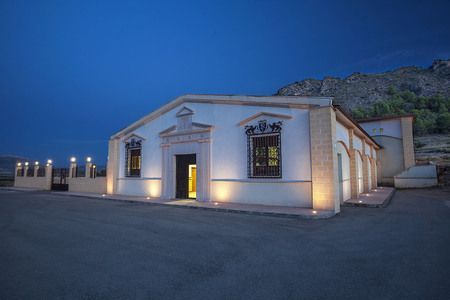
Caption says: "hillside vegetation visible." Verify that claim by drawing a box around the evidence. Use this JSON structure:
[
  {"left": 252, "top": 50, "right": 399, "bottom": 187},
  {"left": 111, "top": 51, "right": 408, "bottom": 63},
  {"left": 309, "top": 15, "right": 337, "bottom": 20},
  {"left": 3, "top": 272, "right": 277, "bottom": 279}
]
[
  {"left": 351, "top": 88, "right": 450, "bottom": 136},
  {"left": 277, "top": 59, "right": 450, "bottom": 113}
]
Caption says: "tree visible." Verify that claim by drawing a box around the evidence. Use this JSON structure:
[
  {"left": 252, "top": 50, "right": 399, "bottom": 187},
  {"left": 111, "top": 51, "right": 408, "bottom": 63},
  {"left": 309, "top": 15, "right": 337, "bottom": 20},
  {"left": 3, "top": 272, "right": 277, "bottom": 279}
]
[{"left": 436, "top": 112, "right": 450, "bottom": 133}]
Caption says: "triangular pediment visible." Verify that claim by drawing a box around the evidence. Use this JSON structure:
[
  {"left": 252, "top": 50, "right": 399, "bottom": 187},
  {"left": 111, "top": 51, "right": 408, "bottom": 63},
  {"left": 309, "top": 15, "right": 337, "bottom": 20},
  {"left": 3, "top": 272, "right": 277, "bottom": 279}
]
[
  {"left": 238, "top": 112, "right": 292, "bottom": 126},
  {"left": 123, "top": 133, "right": 146, "bottom": 142},
  {"left": 176, "top": 106, "right": 194, "bottom": 117},
  {"left": 159, "top": 122, "right": 213, "bottom": 136}
]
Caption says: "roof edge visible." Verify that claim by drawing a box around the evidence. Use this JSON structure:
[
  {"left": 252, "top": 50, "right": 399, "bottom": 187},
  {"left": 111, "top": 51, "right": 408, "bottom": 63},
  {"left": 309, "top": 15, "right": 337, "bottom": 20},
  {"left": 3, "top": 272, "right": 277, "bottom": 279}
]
[
  {"left": 333, "top": 105, "right": 382, "bottom": 149},
  {"left": 111, "top": 94, "right": 333, "bottom": 139}
]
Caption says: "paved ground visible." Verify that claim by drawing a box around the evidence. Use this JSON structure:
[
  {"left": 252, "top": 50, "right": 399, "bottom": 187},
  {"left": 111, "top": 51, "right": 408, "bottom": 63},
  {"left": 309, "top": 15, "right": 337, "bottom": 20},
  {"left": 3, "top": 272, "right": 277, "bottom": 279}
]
[{"left": 0, "top": 189, "right": 449, "bottom": 300}]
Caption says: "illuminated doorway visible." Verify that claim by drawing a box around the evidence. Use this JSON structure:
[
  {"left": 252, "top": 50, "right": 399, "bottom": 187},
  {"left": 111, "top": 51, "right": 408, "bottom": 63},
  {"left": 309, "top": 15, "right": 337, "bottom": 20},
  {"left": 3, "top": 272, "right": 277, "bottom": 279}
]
[
  {"left": 175, "top": 154, "right": 196, "bottom": 199},
  {"left": 188, "top": 164, "right": 197, "bottom": 199}
]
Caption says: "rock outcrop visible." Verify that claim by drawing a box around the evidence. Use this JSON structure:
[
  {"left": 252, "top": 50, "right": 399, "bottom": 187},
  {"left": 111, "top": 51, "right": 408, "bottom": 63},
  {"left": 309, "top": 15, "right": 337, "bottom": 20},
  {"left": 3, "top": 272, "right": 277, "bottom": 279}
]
[{"left": 277, "top": 59, "right": 450, "bottom": 112}]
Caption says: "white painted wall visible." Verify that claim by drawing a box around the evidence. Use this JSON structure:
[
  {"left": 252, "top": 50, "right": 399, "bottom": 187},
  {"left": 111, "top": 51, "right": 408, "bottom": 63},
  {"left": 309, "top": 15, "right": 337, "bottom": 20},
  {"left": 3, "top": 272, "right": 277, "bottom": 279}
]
[
  {"left": 353, "top": 136, "right": 362, "bottom": 152},
  {"left": 360, "top": 119, "right": 402, "bottom": 139},
  {"left": 336, "top": 142, "right": 351, "bottom": 201},
  {"left": 116, "top": 102, "right": 313, "bottom": 206},
  {"left": 365, "top": 145, "right": 371, "bottom": 157},
  {"left": 394, "top": 165, "right": 438, "bottom": 188},
  {"left": 336, "top": 122, "right": 350, "bottom": 147},
  {"left": 357, "top": 153, "right": 363, "bottom": 195}
]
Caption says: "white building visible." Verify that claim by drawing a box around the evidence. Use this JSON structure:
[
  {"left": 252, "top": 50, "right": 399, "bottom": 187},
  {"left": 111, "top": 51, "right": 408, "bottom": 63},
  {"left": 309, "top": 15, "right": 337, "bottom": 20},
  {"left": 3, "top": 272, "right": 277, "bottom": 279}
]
[
  {"left": 358, "top": 115, "right": 415, "bottom": 185},
  {"left": 106, "top": 94, "right": 381, "bottom": 214}
]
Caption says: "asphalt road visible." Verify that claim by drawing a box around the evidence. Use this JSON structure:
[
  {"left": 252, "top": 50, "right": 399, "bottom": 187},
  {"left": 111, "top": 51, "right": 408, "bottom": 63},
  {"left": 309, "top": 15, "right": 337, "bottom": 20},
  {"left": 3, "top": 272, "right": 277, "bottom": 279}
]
[{"left": 1, "top": 189, "right": 450, "bottom": 300}]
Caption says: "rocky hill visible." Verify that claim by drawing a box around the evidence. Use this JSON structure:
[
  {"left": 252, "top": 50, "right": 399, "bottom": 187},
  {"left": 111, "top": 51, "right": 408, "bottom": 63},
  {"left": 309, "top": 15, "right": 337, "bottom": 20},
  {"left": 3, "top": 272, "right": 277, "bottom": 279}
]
[{"left": 277, "top": 59, "right": 450, "bottom": 112}]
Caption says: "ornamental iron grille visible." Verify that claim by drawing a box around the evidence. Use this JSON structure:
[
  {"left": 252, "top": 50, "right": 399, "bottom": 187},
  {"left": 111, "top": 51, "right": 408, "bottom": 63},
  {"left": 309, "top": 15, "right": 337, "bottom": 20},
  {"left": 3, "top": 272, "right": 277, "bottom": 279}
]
[
  {"left": 125, "top": 138, "right": 142, "bottom": 177},
  {"left": 26, "top": 167, "right": 34, "bottom": 177},
  {"left": 245, "top": 120, "right": 282, "bottom": 178},
  {"left": 37, "top": 167, "right": 46, "bottom": 177}
]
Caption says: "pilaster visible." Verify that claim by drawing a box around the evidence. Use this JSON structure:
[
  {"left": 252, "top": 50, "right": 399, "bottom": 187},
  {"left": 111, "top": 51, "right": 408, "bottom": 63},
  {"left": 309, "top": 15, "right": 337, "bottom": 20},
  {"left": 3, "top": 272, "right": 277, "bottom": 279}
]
[
  {"left": 45, "top": 162, "right": 53, "bottom": 190},
  {"left": 362, "top": 141, "right": 370, "bottom": 192},
  {"left": 107, "top": 138, "right": 120, "bottom": 194},
  {"left": 401, "top": 117, "right": 415, "bottom": 169},
  {"left": 348, "top": 130, "right": 358, "bottom": 199},
  {"left": 86, "top": 162, "right": 93, "bottom": 178},
  {"left": 309, "top": 107, "right": 339, "bottom": 213}
]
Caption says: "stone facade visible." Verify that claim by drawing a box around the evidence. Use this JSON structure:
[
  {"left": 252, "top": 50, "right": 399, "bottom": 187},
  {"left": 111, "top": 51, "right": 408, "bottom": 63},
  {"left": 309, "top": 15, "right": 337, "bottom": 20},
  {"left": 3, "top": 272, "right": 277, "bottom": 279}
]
[
  {"left": 348, "top": 130, "right": 359, "bottom": 199},
  {"left": 401, "top": 117, "right": 415, "bottom": 169},
  {"left": 309, "top": 107, "right": 340, "bottom": 213}
]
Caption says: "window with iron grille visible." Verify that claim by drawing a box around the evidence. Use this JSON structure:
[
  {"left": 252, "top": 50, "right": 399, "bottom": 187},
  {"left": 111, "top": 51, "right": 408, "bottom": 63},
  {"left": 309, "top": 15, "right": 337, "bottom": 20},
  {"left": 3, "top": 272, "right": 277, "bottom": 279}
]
[
  {"left": 248, "top": 133, "right": 281, "bottom": 178},
  {"left": 125, "top": 138, "right": 142, "bottom": 177}
]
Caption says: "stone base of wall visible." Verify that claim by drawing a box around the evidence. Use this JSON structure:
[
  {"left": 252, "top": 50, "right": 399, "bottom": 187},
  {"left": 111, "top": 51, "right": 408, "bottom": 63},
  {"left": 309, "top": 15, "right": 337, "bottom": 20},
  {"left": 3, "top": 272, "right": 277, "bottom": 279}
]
[
  {"left": 117, "top": 178, "right": 162, "bottom": 197},
  {"left": 68, "top": 177, "right": 107, "bottom": 194},
  {"left": 211, "top": 180, "right": 312, "bottom": 207},
  {"left": 14, "top": 177, "right": 51, "bottom": 190}
]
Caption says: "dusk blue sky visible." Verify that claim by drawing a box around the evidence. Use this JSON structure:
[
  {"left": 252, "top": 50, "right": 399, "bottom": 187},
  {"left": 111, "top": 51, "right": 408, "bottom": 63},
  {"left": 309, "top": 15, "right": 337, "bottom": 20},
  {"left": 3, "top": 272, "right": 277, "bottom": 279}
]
[{"left": 1, "top": 0, "right": 449, "bottom": 166}]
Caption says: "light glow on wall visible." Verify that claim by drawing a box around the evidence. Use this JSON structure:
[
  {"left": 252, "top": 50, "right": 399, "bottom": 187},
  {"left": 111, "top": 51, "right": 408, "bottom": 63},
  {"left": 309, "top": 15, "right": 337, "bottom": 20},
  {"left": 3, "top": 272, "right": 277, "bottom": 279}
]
[
  {"left": 147, "top": 180, "right": 161, "bottom": 198},
  {"left": 213, "top": 182, "right": 232, "bottom": 202}
]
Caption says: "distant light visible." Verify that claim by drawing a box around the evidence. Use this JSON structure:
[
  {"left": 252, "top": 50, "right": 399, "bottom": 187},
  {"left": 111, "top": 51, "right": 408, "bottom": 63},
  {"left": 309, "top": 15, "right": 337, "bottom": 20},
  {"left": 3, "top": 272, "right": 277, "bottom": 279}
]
[
  {"left": 86, "top": 157, "right": 92, "bottom": 162},
  {"left": 17, "top": 162, "right": 22, "bottom": 167},
  {"left": 102, "top": 194, "right": 106, "bottom": 197},
  {"left": 25, "top": 162, "right": 29, "bottom": 166},
  {"left": 214, "top": 202, "right": 219, "bottom": 206},
  {"left": 35, "top": 161, "right": 39, "bottom": 165},
  {"left": 70, "top": 157, "right": 76, "bottom": 163},
  {"left": 312, "top": 210, "right": 317, "bottom": 214},
  {"left": 93, "top": 165, "right": 96, "bottom": 168},
  {"left": 146, "top": 196, "right": 150, "bottom": 200},
  {"left": 358, "top": 200, "right": 363, "bottom": 203},
  {"left": 47, "top": 159, "right": 53, "bottom": 164},
  {"left": 46, "top": 163, "right": 50, "bottom": 167}
]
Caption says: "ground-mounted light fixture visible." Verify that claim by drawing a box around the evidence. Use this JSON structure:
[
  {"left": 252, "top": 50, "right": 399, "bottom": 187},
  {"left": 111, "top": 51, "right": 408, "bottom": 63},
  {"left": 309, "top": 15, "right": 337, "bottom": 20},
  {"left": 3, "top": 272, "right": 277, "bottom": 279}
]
[
  {"left": 102, "top": 194, "right": 106, "bottom": 197},
  {"left": 312, "top": 210, "right": 317, "bottom": 215},
  {"left": 146, "top": 196, "right": 150, "bottom": 200}
]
